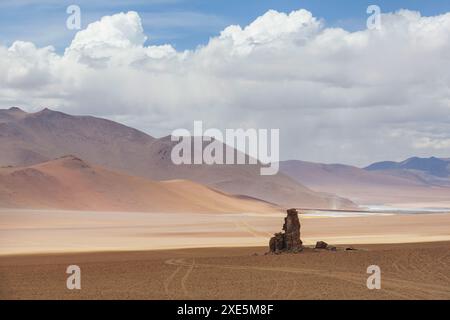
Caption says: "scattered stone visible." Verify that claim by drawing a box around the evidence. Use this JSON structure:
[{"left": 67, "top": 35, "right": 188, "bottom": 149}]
[
  {"left": 328, "top": 246, "right": 337, "bottom": 251},
  {"left": 345, "top": 247, "right": 357, "bottom": 251},
  {"left": 269, "top": 209, "right": 303, "bottom": 253},
  {"left": 315, "top": 241, "right": 328, "bottom": 249}
]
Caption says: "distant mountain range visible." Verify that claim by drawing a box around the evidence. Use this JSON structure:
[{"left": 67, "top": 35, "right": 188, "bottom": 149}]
[
  {"left": 280, "top": 157, "right": 450, "bottom": 206},
  {"left": 365, "top": 157, "right": 449, "bottom": 176},
  {"left": 365, "top": 157, "right": 450, "bottom": 187},
  {"left": 0, "top": 107, "right": 354, "bottom": 210},
  {"left": 1, "top": 107, "right": 448, "bottom": 210}
]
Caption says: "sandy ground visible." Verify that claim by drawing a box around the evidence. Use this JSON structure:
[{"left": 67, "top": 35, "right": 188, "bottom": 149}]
[
  {"left": 1, "top": 210, "right": 449, "bottom": 299},
  {"left": 1, "top": 209, "right": 450, "bottom": 255},
  {"left": 0, "top": 242, "right": 449, "bottom": 300}
]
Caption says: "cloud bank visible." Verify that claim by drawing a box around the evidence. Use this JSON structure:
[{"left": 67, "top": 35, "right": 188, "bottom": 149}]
[{"left": 1, "top": 9, "right": 449, "bottom": 166}]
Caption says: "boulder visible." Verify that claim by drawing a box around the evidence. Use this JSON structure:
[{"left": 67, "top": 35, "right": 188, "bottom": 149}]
[{"left": 315, "top": 241, "right": 328, "bottom": 249}]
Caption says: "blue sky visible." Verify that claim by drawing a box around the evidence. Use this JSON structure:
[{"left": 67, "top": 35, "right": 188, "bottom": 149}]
[{"left": 1, "top": 0, "right": 450, "bottom": 52}]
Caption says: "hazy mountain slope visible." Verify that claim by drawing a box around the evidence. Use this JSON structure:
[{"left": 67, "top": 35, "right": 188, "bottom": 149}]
[
  {"left": 0, "top": 156, "right": 280, "bottom": 213},
  {"left": 280, "top": 160, "right": 450, "bottom": 205},
  {"left": 138, "top": 136, "right": 355, "bottom": 209},
  {"left": 366, "top": 157, "right": 450, "bottom": 178},
  {"left": 365, "top": 157, "right": 450, "bottom": 187},
  {"left": 0, "top": 108, "right": 354, "bottom": 209}
]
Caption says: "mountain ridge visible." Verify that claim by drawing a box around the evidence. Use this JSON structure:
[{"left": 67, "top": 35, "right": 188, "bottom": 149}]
[
  {"left": 280, "top": 159, "right": 450, "bottom": 206},
  {"left": 0, "top": 107, "right": 354, "bottom": 209},
  {"left": 365, "top": 156, "right": 450, "bottom": 178}
]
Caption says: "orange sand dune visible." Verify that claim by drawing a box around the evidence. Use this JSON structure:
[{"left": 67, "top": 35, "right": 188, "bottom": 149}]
[{"left": 0, "top": 156, "right": 279, "bottom": 214}]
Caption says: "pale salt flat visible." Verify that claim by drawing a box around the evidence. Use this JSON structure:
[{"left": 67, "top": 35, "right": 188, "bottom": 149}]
[{"left": 1, "top": 208, "right": 450, "bottom": 255}]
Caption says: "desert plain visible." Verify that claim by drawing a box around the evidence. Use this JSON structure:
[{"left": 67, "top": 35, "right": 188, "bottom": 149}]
[
  {"left": 1, "top": 209, "right": 449, "bottom": 300},
  {"left": 0, "top": 108, "right": 449, "bottom": 300}
]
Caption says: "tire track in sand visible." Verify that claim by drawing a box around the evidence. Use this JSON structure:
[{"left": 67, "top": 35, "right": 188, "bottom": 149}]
[
  {"left": 165, "top": 258, "right": 196, "bottom": 298},
  {"left": 165, "top": 258, "right": 449, "bottom": 299},
  {"left": 164, "top": 259, "right": 182, "bottom": 299},
  {"left": 181, "top": 259, "right": 195, "bottom": 298}
]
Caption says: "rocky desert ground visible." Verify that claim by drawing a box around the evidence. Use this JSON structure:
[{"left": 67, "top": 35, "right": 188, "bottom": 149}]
[{"left": 1, "top": 242, "right": 449, "bottom": 300}]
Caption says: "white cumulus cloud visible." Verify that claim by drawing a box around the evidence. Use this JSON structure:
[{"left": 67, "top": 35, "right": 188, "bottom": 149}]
[{"left": 0, "top": 9, "right": 449, "bottom": 166}]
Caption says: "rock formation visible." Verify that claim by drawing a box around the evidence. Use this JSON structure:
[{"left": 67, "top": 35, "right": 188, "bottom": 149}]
[{"left": 269, "top": 208, "right": 303, "bottom": 253}]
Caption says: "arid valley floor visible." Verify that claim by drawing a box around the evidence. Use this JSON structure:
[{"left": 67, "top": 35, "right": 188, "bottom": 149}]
[
  {"left": 1, "top": 210, "right": 449, "bottom": 299},
  {"left": 1, "top": 242, "right": 449, "bottom": 300}
]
